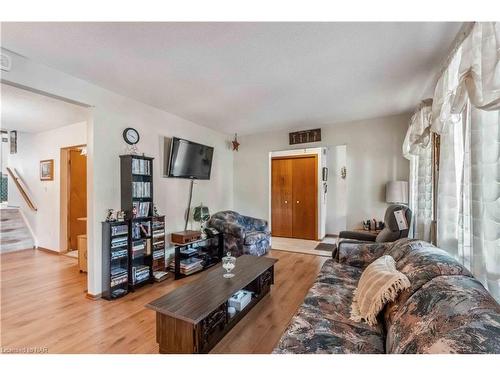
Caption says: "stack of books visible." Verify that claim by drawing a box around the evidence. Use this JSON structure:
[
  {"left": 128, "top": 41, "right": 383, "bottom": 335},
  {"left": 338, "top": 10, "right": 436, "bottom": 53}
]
[
  {"left": 170, "top": 257, "right": 204, "bottom": 275},
  {"left": 153, "top": 271, "right": 168, "bottom": 282},
  {"left": 179, "top": 247, "right": 198, "bottom": 256}
]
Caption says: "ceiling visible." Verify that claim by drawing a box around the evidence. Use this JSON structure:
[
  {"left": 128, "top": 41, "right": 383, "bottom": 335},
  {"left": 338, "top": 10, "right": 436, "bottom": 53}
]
[
  {"left": 1, "top": 22, "right": 461, "bottom": 135},
  {"left": 1, "top": 83, "right": 89, "bottom": 133}
]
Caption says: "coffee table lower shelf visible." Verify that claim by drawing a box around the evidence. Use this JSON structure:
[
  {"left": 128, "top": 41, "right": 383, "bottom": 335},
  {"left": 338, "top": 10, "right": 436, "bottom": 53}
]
[{"left": 146, "top": 255, "right": 276, "bottom": 354}]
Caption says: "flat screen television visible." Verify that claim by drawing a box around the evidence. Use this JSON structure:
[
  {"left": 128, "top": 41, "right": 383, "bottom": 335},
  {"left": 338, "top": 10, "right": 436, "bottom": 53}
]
[{"left": 166, "top": 137, "right": 214, "bottom": 180}]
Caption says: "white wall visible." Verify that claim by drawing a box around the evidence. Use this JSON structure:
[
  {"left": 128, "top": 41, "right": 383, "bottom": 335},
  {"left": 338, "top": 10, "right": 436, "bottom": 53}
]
[
  {"left": 234, "top": 113, "right": 410, "bottom": 233},
  {"left": 92, "top": 113, "right": 234, "bottom": 233},
  {"left": 2, "top": 49, "right": 234, "bottom": 296},
  {"left": 7, "top": 122, "right": 87, "bottom": 250},
  {"left": 329, "top": 144, "right": 347, "bottom": 235}
]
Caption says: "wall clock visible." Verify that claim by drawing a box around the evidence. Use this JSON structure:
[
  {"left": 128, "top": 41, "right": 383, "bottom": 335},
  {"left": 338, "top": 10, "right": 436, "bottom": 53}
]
[{"left": 123, "top": 127, "right": 140, "bottom": 145}]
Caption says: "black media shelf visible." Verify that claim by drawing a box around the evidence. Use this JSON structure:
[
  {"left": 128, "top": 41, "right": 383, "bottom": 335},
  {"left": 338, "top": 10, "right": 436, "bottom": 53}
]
[
  {"left": 102, "top": 220, "right": 130, "bottom": 300},
  {"left": 171, "top": 233, "right": 224, "bottom": 280},
  {"left": 121, "top": 154, "right": 155, "bottom": 291},
  {"left": 101, "top": 155, "right": 168, "bottom": 299},
  {"left": 120, "top": 154, "right": 154, "bottom": 220}
]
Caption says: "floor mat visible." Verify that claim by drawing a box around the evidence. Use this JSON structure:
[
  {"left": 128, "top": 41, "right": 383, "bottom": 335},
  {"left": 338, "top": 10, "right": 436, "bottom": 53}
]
[
  {"left": 314, "top": 242, "right": 337, "bottom": 252},
  {"left": 272, "top": 237, "right": 332, "bottom": 257}
]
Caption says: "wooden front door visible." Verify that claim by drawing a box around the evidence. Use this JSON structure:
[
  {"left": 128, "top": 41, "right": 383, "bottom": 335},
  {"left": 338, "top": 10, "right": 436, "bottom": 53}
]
[
  {"left": 69, "top": 149, "right": 87, "bottom": 250},
  {"left": 271, "top": 155, "right": 317, "bottom": 240},
  {"left": 271, "top": 158, "right": 293, "bottom": 237},
  {"left": 291, "top": 156, "right": 317, "bottom": 240}
]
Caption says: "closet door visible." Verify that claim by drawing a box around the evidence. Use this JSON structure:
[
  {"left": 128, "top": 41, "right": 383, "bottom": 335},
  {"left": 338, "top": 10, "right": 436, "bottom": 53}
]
[
  {"left": 292, "top": 156, "right": 317, "bottom": 240},
  {"left": 271, "top": 158, "right": 293, "bottom": 237}
]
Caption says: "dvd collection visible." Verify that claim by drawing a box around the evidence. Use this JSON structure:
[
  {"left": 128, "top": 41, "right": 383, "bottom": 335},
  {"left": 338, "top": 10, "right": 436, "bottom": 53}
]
[
  {"left": 111, "top": 236, "right": 128, "bottom": 249},
  {"left": 133, "top": 201, "right": 150, "bottom": 217},
  {"left": 111, "top": 248, "right": 128, "bottom": 260},
  {"left": 153, "top": 249, "right": 165, "bottom": 260},
  {"left": 132, "top": 265, "right": 150, "bottom": 284},
  {"left": 132, "top": 181, "right": 151, "bottom": 198},
  {"left": 131, "top": 158, "right": 151, "bottom": 176},
  {"left": 111, "top": 224, "right": 128, "bottom": 236},
  {"left": 132, "top": 221, "right": 151, "bottom": 238},
  {"left": 110, "top": 267, "right": 128, "bottom": 287}
]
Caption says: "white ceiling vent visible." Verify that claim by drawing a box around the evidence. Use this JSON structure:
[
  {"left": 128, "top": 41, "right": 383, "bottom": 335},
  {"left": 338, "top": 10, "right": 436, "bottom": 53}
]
[{"left": 1, "top": 53, "right": 12, "bottom": 71}]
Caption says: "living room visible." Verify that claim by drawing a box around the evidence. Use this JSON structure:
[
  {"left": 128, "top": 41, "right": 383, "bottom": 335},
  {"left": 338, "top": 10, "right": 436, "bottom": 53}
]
[{"left": 0, "top": 1, "right": 499, "bottom": 374}]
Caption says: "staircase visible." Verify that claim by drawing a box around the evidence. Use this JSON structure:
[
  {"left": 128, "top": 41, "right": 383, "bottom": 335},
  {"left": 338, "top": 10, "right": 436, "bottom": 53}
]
[{"left": 0, "top": 208, "right": 34, "bottom": 253}]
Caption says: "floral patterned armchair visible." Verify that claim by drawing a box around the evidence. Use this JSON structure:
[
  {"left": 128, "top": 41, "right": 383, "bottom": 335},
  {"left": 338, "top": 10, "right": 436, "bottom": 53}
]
[{"left": 207, "top": 211, "right": 270, "bottom": 257}]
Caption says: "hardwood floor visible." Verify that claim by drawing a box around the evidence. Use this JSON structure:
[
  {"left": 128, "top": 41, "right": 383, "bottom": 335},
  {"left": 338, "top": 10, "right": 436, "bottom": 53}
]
[{"left": 0, "top": 248, "right": 325, "bottom": 353}]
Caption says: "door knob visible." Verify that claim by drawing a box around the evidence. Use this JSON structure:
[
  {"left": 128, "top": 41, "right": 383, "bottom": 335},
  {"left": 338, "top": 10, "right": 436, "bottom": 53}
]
[
  {"left": 296, "top": 200, "right": 300, "bottom": 204},
  {"left": 284, "top": 200, "right": 288, "bottom": 204}
]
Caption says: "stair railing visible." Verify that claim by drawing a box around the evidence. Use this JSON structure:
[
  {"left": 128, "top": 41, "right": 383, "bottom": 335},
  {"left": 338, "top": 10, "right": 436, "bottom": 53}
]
[{"left": 6, "top": 167, "right": 37, "bottom": 211}]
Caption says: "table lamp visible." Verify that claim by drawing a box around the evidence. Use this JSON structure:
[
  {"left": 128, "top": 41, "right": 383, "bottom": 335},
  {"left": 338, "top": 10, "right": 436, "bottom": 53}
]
[{"left": 386, "top": 181, "right": 408, "bottom": 204}]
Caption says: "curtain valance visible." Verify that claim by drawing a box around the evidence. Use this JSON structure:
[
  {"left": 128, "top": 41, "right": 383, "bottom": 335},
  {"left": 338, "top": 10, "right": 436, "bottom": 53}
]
[
  {"left": 432, "top": 22, "right": 500, "bottom": 134},
  {"left": 403, "top": 99, "right": 433, "bottom": 159}
]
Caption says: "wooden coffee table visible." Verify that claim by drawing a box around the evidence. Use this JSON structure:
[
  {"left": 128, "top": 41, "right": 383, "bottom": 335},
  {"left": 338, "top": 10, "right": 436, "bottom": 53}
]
[{"left": 146, "top": 254, "right": 277, "bottom": 353}]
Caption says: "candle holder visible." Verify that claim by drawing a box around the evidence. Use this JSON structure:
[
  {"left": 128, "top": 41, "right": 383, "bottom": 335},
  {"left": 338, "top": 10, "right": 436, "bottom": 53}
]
[{"left": 222, "top": 252, "right": 236, "bottom": 278}]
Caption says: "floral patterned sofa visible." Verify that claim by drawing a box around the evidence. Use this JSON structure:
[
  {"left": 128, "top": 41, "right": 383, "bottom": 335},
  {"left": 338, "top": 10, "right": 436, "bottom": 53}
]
[
  {"left": 206, "top": 211, "right": 270, "bottom": 257},
  {"left": 273, "top": 238, "right": 500, "bottom": 354}
]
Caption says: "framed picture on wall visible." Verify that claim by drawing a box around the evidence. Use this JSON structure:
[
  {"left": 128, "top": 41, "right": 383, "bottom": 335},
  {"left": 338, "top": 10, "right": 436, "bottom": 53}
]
[{"left": 40, "top": 159, "right": 54, "bottom": 181}]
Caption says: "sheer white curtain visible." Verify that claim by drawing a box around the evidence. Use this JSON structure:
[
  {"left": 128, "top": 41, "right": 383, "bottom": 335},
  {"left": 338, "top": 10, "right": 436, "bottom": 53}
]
[
  {"left": 436, "top": 107, "right": 468, "bottom": 260},
  {"left": 469, "top": 108, "right": 500, "bottom": 299},
  {"left": 431, "top": 22, "right": 500, "bottom": 301},
  {"left": 403, "top": 101, "right": 433, "bottom": 242}
]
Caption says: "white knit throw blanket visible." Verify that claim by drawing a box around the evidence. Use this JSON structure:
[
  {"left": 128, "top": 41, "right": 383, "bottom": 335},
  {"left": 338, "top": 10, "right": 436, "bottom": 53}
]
[{"left": 351, "top": 255, "right": 410, "bottom": 326}]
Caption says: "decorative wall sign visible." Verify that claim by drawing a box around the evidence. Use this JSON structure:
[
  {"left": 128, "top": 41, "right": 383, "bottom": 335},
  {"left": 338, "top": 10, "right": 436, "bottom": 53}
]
[
  {"left": 40, "top": 159, "right": 54, "bottom": 181},
  {"left": 289, "top": 128, "right": 321, "bottom": 145}
]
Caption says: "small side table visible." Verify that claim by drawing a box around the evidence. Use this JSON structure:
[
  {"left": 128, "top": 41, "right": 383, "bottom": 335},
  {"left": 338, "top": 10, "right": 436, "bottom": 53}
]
[{"left": 77, "top": 234, "right": 87, "bottom": 273}]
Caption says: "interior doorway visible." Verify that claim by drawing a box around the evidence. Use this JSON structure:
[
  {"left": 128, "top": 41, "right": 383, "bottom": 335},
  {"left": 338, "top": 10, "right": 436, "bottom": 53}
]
[
  {"left": 60, "top": 145, "right": 87, "bottom": 271},
  {"left": 271, "top": 155, "right": 318, "bottom": 240}
]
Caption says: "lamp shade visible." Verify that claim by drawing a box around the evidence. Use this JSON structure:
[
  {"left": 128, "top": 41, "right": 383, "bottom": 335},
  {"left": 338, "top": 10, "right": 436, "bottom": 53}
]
[{"left": 386, "top": 181, "right": 408, "bottom": 204}]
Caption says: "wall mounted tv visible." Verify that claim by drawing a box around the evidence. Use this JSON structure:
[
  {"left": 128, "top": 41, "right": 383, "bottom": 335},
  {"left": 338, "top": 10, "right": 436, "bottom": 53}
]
[{"left": 166, "top": 137, "right": 214, "bottom": 180}]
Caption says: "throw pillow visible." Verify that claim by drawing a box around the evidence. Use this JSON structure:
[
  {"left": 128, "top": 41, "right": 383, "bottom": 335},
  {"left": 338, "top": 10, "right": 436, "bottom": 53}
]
[{"left": 351, "top": 255, "right": 410, "bottom": 326}]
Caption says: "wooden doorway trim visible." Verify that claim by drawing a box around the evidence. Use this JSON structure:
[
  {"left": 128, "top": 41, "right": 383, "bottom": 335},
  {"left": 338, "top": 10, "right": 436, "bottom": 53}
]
[
  {"left": 271, "top": 154, "right": 317, "bottom": 161},
  {"left": 270, "top": 154, "right": 319, "bottom": 241},
  {"left": 59, "top": 144, "right": 86, "bottom": 253}
]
